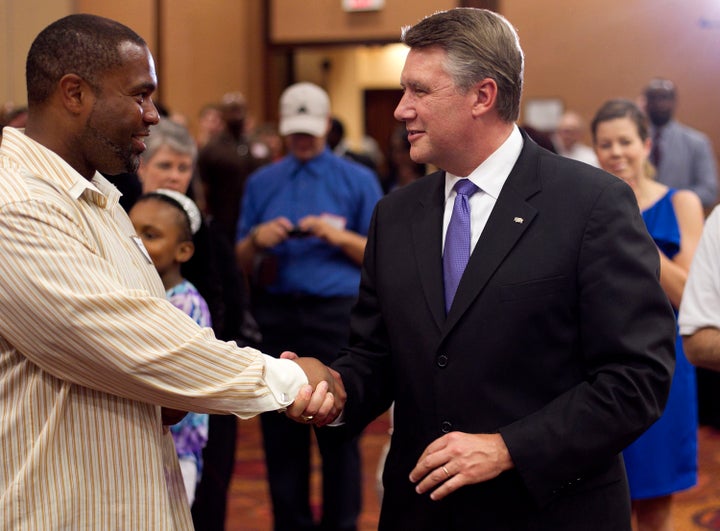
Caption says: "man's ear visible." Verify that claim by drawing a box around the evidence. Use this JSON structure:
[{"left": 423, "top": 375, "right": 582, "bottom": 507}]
[
  {"left": 57, "top": 73, "right": 92, "bottom": 114},
  {"left": 470, "top": 78, "right": 499, "bottom": 118}
]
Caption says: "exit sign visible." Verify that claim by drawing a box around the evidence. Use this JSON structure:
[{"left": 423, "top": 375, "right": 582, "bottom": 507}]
[{"left": 342, "top": 0, "right": 385, "bottom": 12}]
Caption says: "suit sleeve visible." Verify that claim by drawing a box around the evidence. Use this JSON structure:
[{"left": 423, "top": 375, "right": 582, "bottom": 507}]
[
  {"left": 499, "top": 179, "right": 676, "bottom": 506},
  {"left": 333, "top": 205, "right": 396, "bottom": 433}
]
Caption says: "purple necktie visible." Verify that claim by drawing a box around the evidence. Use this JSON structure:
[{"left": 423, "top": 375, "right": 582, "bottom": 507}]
[{"left": 443, "top": 179, "right": 479, "bottom": 312}]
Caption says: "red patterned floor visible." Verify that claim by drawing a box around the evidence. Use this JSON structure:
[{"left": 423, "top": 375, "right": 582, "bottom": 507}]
[
  {"left": 224, "top": 415, "right": 720, "bottom": 530},
  {"left": 226, "top": 411, "right": 389, "bottom": 531},
  {"left": 676, "top": 427, "right": 720, "bottom": 530}
]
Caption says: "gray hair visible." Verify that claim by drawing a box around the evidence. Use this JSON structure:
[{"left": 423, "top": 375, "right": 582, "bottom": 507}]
[
  {"left": 401, "top": 8, "right": 524, "bottom": 123},
  {"left": 143, "top": 118, "right": 197, "bottom": 163}
]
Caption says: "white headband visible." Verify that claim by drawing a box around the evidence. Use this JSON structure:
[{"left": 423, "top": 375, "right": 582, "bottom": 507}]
[{"left": 152, "top": 188, "right": 202, "bottom": 235}]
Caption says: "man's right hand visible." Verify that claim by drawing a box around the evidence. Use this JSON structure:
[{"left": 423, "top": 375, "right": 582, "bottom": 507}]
[
  {"left": 250, "top": 216, "right": 294, "bottom": 249},
  {"left": 283, "top": 353, "right": 346, "bottom": 426}
]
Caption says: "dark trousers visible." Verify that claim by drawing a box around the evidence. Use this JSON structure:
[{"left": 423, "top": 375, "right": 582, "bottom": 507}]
[
  {"left": 191, "top": 414, "right": 238, "bottom": 531},
  {"left": 697, "top": 367, "right": 720, "bottom": 428},
  {"left": 255, "top": 294, "right": 362, "bottom": 531}
]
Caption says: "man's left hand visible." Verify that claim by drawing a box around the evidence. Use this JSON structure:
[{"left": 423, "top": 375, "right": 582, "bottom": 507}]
[{"left": 409, "top": 432, "right": 514, "bottom": 500}]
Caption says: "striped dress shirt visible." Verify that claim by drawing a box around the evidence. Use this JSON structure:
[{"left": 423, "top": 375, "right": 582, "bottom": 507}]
[{"left": 0, "top": 127, "right": 307, "bottom": 530}]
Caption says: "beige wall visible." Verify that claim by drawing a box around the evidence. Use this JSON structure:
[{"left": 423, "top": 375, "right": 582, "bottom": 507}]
[
  {"left": 1, "top": 0, "right": 73, "bottom": 108},
  {"left": 74, "top": 0, "right": 155, "bottom": 51},
  {"left": 270, "top": 0, "right": 455, "bottom": 44},
  {"left": 158, "top": 0, "right": 266, "bottom": 135},
  {"left": 504, "top": 0, "right": 720, "bottom": 157},
  {"left": 3, "top": 0, "right": 719, "bottom": 171}
]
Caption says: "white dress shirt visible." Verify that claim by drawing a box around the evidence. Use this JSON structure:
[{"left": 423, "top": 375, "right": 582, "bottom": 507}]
[{"left": 443, "top": 125, "right": 524, "bottom": 253}]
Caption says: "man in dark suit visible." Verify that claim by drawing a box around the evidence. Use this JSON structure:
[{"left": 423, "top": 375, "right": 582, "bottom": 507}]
[{"left": 294, "top": 7, "right": 676, "bottom": 530}]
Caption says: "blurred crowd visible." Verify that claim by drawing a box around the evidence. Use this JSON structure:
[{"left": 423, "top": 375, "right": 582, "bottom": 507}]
[{"left": 3, "top": 71, "right": 718, "bottom": 531}]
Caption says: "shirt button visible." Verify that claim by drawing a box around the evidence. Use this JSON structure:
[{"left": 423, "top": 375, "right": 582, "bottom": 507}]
[
  {"left": 441, "top": 421, "right": 452, "bottom": 433},
  {"left": 280, "top": 392, "right": 289, "bottom": 403},
  {"left": 437, "top": 355, "right": 448, "bottom": 368}
]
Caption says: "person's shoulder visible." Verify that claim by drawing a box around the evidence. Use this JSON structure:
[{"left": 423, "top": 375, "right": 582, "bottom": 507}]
[
  {"left": 169, "top": 278, "right": 205, "bottom": 302},
  {"left": 529, "top": 148, "right": 630, "bottom": 208},
  {"left": 183, "top": 279, "right": 206, "bottom": 299},
  {"left": 0, "top": 162, "right": 32, "bottom": 207},
  {"left": 328, "top": 152, "right": 382, "bottom": 191},
  {"left": 669, "top": 188, "right": 704, "bottom": 225},
  {"left": 672, "top": 120, "right": 712, "bottom": 143},
  {"left": 331, "top": 151, "right": 376, "bottom": 177},
  {"left": 537, "top": 146, "right": 613, "bottom": 184},
  {"left": 246, "top": 156, "right": 290, "bottom": 184},
  {"left": 671, "top": 187, "right": 703, "bottom": 206},
  {"left": 0, "top": 155, "right": 80, "bottom": 214}
]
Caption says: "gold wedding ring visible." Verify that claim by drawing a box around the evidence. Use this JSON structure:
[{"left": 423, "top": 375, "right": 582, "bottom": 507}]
[
  {"left": 442, "top": 465, "right": 450, "bottom": 478},
  {"left": 301, "top": 414, "right": 314, "bottom": 423}
]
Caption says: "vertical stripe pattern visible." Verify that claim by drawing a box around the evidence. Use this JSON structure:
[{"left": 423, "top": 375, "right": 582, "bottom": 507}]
[{"left": 0, "top": 128, "right": 306, "bottom": 530}]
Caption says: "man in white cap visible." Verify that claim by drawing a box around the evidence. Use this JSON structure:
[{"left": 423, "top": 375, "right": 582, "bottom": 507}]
[{"left": 235, "top": 82, "right": 383, "bottom": 531}]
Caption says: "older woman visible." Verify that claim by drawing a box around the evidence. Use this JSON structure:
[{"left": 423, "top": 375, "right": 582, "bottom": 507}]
[
  {"left": 137, "top": 118, "right": 197, "bottom": 194},
  {"left": 592, "top": 99, "right": 703, "bottom": 531}
]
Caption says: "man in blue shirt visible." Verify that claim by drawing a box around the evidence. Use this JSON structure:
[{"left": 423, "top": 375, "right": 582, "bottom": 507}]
[{"left": 235, "top": 82, "right": 382, "bottom": 531}]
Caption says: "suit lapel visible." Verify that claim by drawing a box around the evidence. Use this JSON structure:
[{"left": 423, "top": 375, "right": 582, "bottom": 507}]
[
  {"left": 411, "top": 173, "right": 446, "bottom": 331},
  {"left": 443, "top": 135, "right": 544, "bottom": 335}
]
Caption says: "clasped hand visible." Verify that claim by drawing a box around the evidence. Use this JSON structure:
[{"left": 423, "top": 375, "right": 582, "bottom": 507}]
[{"left": 282, "top": 351, "right": 346, "bottom": 426}]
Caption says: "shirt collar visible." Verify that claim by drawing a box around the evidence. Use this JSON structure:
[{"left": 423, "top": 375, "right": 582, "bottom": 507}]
[
  {"left": 286, "top": 146, "right": 333, "bottom": 178},
  {"left": 445, "top": 124, "right": 524, "bottom": 200},
  {"left": 1, "top": 127, "right": 120, "bottom": 209}
]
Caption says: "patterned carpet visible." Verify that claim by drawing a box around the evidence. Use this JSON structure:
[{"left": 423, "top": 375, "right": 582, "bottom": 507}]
[{"left": 224, "top": 415, "right": 720, "bottom": 530}]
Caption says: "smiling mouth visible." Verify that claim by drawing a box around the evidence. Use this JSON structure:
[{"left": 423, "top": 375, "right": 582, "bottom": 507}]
[{"left": 132, "top": 133, "right": 149, "bottom": 153}]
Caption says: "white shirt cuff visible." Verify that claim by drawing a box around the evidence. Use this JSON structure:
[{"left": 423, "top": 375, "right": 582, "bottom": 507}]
[{"left": 262, "top": 355, "right": 309, "bottom": 409}]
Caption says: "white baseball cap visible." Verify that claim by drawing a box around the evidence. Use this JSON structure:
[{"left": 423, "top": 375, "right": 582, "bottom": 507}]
[{"left": 279, "top": 82, "right": 330, "bottom": 137}]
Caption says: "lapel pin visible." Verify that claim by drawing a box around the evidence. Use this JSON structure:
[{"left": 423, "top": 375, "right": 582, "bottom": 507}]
[{"left": 513, "top": 217, "right": 524, "bottom": 224}]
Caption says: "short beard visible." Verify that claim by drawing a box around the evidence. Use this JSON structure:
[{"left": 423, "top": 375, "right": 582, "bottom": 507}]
[
  {"left": 87, "top": 124, "right": 138, "bottom": 174},
  {"left": 648, "top": 112, "right": 671, "bottom": 128}
]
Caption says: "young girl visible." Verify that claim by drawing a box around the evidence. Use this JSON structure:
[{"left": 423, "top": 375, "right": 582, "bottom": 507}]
[{"left": 129, "top": 188, "right": 210, "bottom": 506}]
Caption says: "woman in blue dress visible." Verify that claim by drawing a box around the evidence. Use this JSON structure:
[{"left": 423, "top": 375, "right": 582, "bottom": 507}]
[{"left": 591, "top": 99, "right": 704, "bottom": 530}]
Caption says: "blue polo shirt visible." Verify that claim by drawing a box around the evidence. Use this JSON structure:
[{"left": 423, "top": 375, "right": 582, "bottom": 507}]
[{"left": 237, "top": 148, "right": 382, "bottom": 297}]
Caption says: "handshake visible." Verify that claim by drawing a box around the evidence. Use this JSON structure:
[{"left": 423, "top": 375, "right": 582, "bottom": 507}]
[{"left": 282, "top": 351, "right": 346, "bottom": 427}]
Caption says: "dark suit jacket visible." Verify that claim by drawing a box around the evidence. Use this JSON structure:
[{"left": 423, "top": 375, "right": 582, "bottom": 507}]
[{"left": 333, "top": 134, "right": 676, "bottom": 530}]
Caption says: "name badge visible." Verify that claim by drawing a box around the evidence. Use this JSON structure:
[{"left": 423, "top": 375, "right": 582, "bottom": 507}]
[
  {"left": 320, "top": 213, "right": 347, "bottom": 230},
  {"left": 131, "top": 235, "right": 153, "bottom": 264}
]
